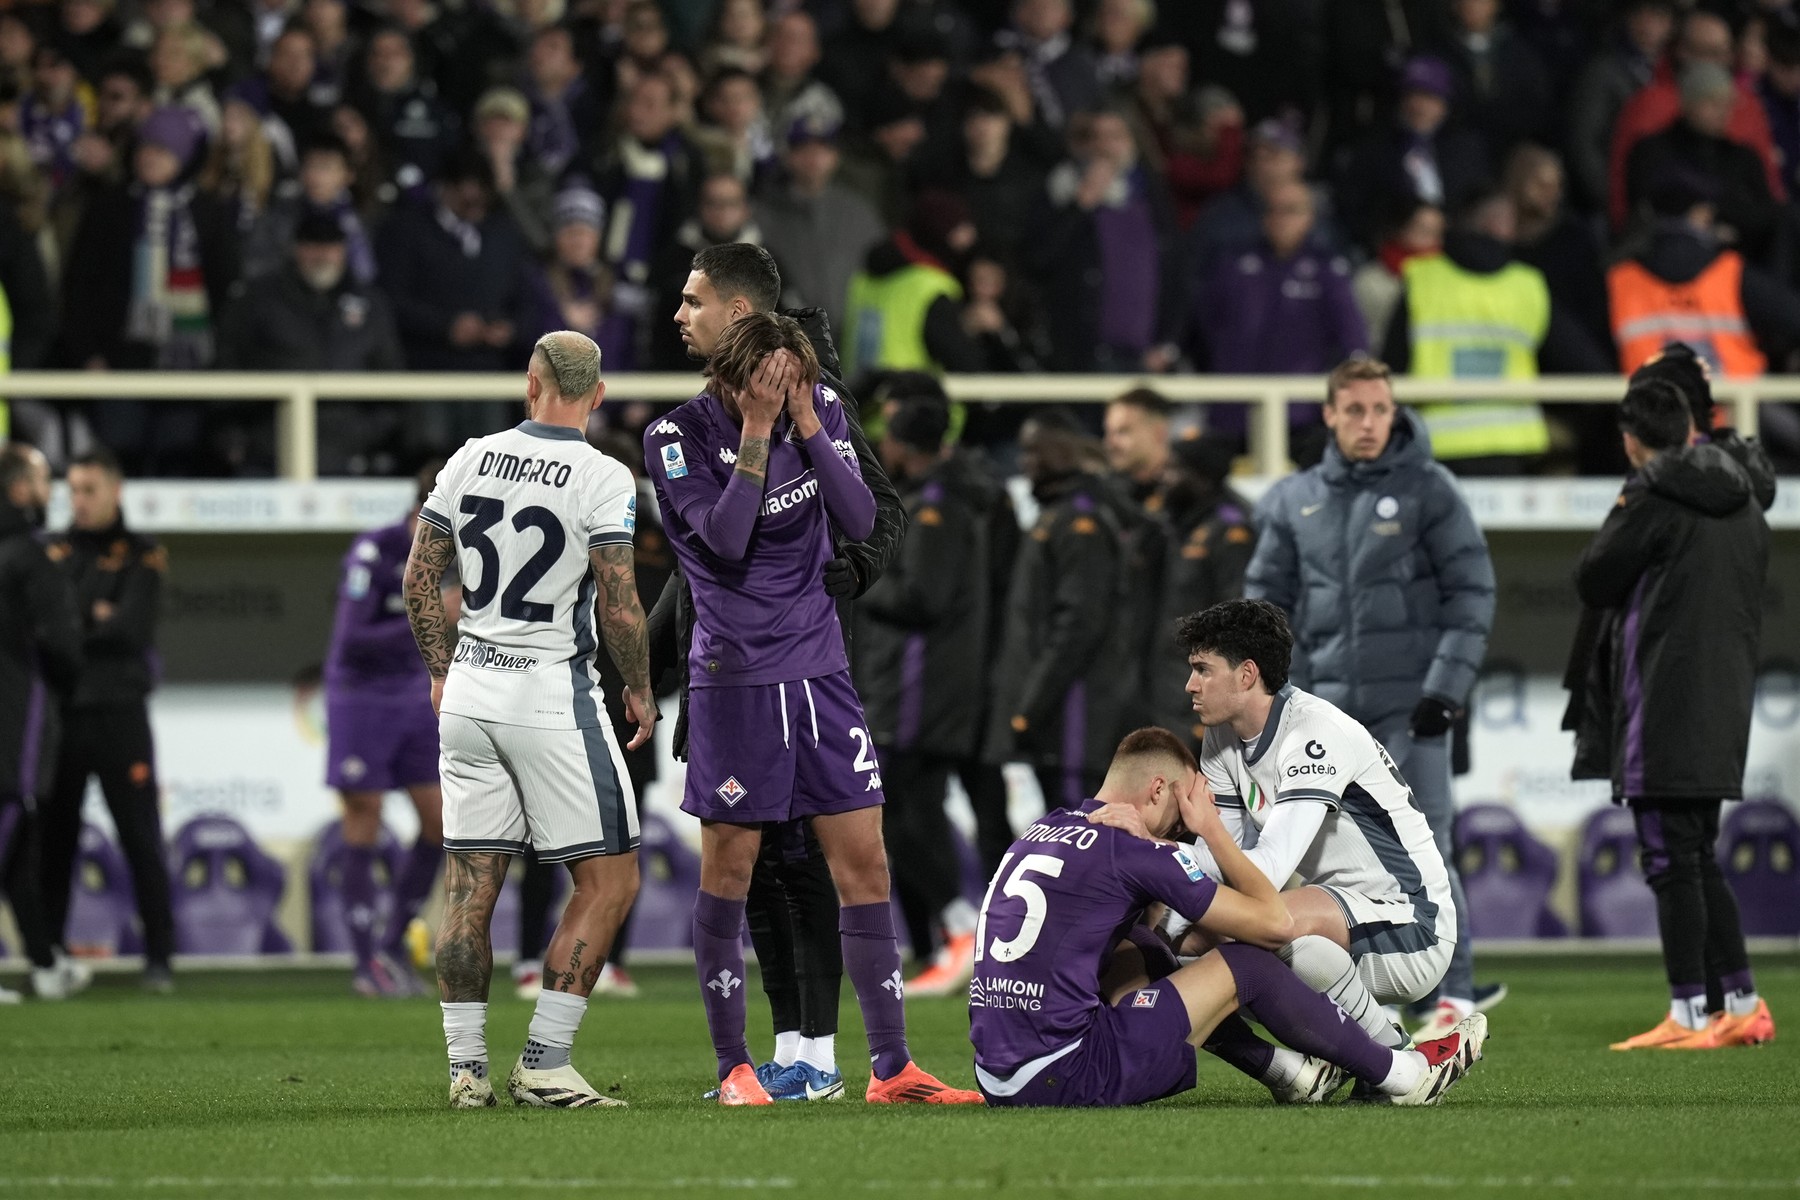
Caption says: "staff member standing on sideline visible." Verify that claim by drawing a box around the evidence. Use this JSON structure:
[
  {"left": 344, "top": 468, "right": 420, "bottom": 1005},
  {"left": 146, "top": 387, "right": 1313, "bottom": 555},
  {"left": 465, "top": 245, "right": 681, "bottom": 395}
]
[
  {"left": 1245, "top": 356, "right": 1501, "bottom": 1041},
  {"left": 1573, "top": 380, "right": 1775, "bottom": 1051},
  {"left": 39, "top": 448, "right": 176, "bottom": 993}
]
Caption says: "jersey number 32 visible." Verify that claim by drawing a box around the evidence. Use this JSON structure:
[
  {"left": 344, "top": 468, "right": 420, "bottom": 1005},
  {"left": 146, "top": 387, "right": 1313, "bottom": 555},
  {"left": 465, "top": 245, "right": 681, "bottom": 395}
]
[{"left": 458, "top": 494, "right": 565, "bottom": 623}]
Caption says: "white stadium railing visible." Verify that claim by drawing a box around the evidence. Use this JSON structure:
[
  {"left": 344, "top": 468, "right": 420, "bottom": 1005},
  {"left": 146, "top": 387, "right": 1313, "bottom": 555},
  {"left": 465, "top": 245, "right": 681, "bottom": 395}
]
[{"left": 4, "top": 370, "right": 1789, "bottom": 481}]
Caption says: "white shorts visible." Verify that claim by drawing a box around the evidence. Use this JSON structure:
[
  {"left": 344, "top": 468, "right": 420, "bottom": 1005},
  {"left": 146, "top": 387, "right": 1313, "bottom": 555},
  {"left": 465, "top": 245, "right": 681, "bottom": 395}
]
[
  {"left": 439, "top": 713, "right": 639, "bottom": 862},
  {"left": 1319, "top": 885, "right": 1454, "bottom": 1005}
]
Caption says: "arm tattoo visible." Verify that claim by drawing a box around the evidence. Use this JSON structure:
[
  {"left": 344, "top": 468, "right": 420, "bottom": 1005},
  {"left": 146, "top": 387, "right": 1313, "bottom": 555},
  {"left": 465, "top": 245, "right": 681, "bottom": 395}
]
[
  {"left": 404, "top": 521, "right": 459, "bottom": 678},
  {"left": 435, "top": 851, "right": 508, "bottom": 1002},
  {"left": 591, "top": 545, "right": 654, "bottom": 698},
  {"left": 735, "top": 435, "right": 770, "bottom": 484}
]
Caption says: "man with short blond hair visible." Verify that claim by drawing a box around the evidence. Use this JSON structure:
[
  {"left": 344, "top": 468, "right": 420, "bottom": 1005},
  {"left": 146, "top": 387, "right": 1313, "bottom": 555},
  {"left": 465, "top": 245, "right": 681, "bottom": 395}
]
[{"left": 1245, "top": 356, "right": 1498, "bottom": 1040}]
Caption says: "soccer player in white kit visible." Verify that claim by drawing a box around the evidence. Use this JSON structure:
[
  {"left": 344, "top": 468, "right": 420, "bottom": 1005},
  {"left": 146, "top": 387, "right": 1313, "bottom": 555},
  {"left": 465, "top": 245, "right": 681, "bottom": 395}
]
[
  {"left": 404, "top": 331, "right": 658, "bottom": 1110},
  {"left": 1096, "top": 599, "right": 1458, "bottom": 1102}
]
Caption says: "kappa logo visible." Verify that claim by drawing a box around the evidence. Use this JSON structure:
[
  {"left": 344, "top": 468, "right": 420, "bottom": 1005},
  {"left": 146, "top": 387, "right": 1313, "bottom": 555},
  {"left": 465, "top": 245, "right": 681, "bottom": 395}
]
[
  {"left": 1306, "top": 740, "right": 1326, "bottom": 760},
  {"left": 882, "top": 969, "right": 904, "bottom": 1000},
  {"left": 716, "top": 776, "right": 748, "bottom": 806},
  {"left": 719, "top": 447, "right": 737, "bottom": 464},
  {"left": 706, "top": 969, "right": 741, "bottom": 998},
  {"left": 1132, "top": 989, "right": 1159, "bottom": 1009},
  {"left": 820, "top": 386, "right": 839, "bottom": 406},
  {"left": 651, "top": 420, "right": 683, "bottom": 437},
  {"left": 339, "top": 756, "right": 367, "bottom": 781},
  {"left": 864, "top": 772, "right": 884, "bottom": 792}
]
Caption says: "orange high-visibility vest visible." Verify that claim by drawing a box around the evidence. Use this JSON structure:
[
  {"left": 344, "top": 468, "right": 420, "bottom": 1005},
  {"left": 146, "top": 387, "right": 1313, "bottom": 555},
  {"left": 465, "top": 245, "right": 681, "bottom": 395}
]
[{"left": 1608, "top": 252, "right": 1767, "bottom": 378}]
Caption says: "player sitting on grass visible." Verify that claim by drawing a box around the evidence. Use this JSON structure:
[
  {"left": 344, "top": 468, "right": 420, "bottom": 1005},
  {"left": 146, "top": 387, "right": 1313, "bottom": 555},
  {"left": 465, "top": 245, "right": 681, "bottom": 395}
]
[
  {"left": 1097, "top": 600, "right": 1462, "bottom": 1098},
  {"left": 968, "top": 727, "right": 1485, "bottom": 1108}
]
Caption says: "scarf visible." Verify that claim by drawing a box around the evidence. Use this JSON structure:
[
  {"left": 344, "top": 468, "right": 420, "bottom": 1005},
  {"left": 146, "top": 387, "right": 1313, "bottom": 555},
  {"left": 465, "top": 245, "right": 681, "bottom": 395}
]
[
  {"left": 436, "top": 202, "right": 482, "bottom": 257},
  {"left": 529, "top": 77, "right": 586, "bottom": 178},
  {"left": 126, "top": 185, "right": 213, "bottom": 368}
]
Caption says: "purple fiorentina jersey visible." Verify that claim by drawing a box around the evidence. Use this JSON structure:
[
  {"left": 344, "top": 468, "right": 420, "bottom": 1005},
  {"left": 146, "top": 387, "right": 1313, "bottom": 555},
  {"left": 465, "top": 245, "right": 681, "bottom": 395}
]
[
  {"left": 323, "top": 517, "right": 427, "bottom": 697},
  {"left": 645, "top": 382, "right": 870, "bottom": 688},
  {"left": 969, "top": 801, "right": 1219, "bottom": 1077}
]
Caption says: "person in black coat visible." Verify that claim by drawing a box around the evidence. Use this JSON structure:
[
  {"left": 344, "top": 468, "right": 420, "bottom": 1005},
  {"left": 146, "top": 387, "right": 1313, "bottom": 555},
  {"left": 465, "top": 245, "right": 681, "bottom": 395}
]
[
  {"left": 853, "top": 391, "right": 988, "bottom": 977},
  {"left": 39, "top": 448, "right": 177, "bottom": 993},
  {"left": 1625, "top": 62, "right": 1780, "bottom": 258},
  {"left": 984, "top": 408, "right": 1137, "bottom": 811},
  {"left": 373, "top": 151, "right": 535, "bottom": 374},
  {"left": 1571, "top": 379, "right": 1776, "bottom": 1050},
  {"left": 219, "top": 212, "right": 403, "bottom": 371},
  {"left": 1149, "top": 435, "right": 1256, "bottom": 752},
  {"left": 643, "top": 243, "right": 904, "bottom": 1090},
  {"left": 1337, "top": 56, "right": 1491, "bottom": 252},
  {"left": 0, "top": 446, "right": 84, "bottom": 1000}
]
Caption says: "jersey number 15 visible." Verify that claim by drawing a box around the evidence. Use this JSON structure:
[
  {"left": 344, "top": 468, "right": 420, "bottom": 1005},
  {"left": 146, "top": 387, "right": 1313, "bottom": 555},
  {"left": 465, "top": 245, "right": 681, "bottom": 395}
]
[
  {"left": 458, "top": 494, "right": 565, "bottom": 623},
  {"left": 973, "top": 852, "right": 1065, "bottom": 964}
]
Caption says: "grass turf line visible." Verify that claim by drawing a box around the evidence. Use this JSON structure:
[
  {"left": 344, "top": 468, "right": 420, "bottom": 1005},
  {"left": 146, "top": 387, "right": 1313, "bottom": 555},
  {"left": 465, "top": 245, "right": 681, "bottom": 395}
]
[{"left": 1, "top": 955, "right": 1796, "bottom": 1199}]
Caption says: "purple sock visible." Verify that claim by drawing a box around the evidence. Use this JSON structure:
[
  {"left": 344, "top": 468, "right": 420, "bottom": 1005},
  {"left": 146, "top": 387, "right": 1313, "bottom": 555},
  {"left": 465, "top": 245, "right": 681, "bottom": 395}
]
[
  {"left": 1720, "top": 969, "right": 1755, "bottom": 996},
  {"left": 382, "top": 839, "right": 444, "bottom": 955},
  {"left": 693, "top": 891, "right": 752, "bottom": 1082},
  {"left": 1202, "top": 1013, "right": 1277, "bottom": 1081},
  {"left": 1216, "top": 943, "right": 1392, "bottom": 1086},
  {"left": 341, "top": 846, "right": 380, "bottom": 966},
  {"left": 840, "top": 901, "right": 910, "bottom": 1080}
]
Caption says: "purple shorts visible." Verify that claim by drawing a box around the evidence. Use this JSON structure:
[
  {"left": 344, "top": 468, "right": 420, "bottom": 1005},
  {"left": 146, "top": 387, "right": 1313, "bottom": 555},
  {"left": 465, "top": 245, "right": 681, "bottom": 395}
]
[
  {"left": 682, "top": 671, "right": 885, "bottom": 824},
  {"left": 979, "top": 978, "right": 1197, "bottom": 1108},
  {"left": 325, "top": 690, "right": 440, "bottom": 791}
]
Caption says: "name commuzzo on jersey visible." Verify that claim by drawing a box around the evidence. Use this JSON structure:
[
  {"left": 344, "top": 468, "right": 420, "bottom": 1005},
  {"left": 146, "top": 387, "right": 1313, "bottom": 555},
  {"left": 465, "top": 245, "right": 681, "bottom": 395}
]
[{"left": 419, "top": 420, "right": 636, "bottom": 731}]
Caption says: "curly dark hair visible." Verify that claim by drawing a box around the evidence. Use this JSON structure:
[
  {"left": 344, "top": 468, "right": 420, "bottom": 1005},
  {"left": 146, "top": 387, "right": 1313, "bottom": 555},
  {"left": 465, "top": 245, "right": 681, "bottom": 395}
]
[{"left": 1174, "top": 600, "right": 1292, "bottom": 694}]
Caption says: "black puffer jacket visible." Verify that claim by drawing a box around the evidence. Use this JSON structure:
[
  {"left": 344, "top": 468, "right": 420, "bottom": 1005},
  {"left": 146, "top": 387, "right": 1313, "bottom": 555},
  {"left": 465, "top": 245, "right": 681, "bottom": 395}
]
[
  {"left": 854, "top": 461, "right": 987, "bottom": 758},
  {"left": 646, "top": 307, "right": 906, "bottom": 757},
  {"left": 1570, "top": 444, "right": 1768, "bottom": 802},
  {"left": 983, "top": 471, "right": 1137, "bottom": 776},
  {"left": 0, "top": 501, "right": 81, "bottom": 799}
]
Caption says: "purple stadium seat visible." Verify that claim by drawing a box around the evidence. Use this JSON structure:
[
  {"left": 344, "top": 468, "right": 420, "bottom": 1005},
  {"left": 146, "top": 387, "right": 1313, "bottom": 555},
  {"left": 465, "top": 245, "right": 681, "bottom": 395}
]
[
  {"left": 1718, "top": 799, "right": 1800, "bottom": 937},
  {"left": 1577, "top": 806, "right": 1659, "bottom": 938},
  {"left": 632, "top": 813, "right": 701, "bottom": 951},
  {"left": 1453, "top": 804, "right": 1566, "bottom": 938},
  {"left": 307, "top": 822, "right": 405, "bottom": 953},
  {"left": 65, "top": 824, "right": 146, "bottom": 957},
  {"left": 168, "top": 816, "right": 292, "bottom": 955}
]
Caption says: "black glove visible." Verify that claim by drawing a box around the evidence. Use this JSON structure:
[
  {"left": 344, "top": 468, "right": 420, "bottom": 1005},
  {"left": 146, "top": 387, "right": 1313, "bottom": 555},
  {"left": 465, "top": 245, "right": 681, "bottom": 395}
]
[
  {"left": 823, "top": 557, "right": 860, "bottom": 598},
  {"left": 1409, "top": 696, "right": 1456, "bottom": 740}
]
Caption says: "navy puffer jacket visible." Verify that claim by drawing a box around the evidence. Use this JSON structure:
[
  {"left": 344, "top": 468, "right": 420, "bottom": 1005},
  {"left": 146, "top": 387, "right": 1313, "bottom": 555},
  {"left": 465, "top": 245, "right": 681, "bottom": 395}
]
[{"left": 1245, "top": 409, "right": 1496, "bottom": 726}]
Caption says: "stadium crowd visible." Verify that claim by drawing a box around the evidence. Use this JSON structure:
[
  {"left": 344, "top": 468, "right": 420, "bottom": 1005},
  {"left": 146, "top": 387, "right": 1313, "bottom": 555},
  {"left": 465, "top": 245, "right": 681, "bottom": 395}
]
[{"left": 1, "top": 0, "right": 1799, "bottom": 475}]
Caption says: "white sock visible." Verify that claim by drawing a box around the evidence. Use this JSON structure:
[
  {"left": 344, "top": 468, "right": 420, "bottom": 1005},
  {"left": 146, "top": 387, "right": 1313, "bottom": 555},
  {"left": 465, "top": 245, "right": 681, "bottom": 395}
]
[
  {"left": 527, "top": 988, "right": 588, "bottom": 1048},
  {"left": 1440, "top": 996, "right": 1475, "bottom": 1019},
  {"left": 1375, "top": 1048, "right": 1426, "bottom": 1097},
  {"left": 1261, "top": 1046, "right": 1306, "bottom": 1090},
  {"left": 442, "top": 1001, "right": 488, "bottom": 1071},
  {"left": 773, "top": 1030, "right": 802, "bottom": 1068},
  {"left": 1726, "top": 988, "right": 1761, "bottom": 1018},
  {"left": 941, "top": 898, "right": 978, "bottom": 938},
  {"left": 1671, "top": 995, "right": 1709, "bottom": 1031},
  {"left": 798, "top": 1034, "right": 836, "bottom": 1073},
  {"left": 1280, "top": 936, "right": 1408, "bottom": 1049}
]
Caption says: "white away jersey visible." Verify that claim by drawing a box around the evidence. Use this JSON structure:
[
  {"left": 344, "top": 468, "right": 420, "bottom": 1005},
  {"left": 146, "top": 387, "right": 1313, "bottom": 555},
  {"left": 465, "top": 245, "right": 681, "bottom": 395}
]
[
  {"left": 1199, "top": 686, "right": 1455, "bottom": 943},
  {"left": 420, "top": 420, "right": 636, "bottom": 730}
]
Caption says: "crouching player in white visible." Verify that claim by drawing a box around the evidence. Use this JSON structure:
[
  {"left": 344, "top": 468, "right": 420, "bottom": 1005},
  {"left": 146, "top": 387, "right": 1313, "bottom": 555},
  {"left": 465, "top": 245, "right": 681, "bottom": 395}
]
[
  {"left": 404, "top": 331, "right": 658, "bottom": 1109},
  {"left": 968, "top": 728, "right": 1484, "bottom": 1108},
  {"left": 1099, "top": 599, "right": 1460, "bottom": 1102}
]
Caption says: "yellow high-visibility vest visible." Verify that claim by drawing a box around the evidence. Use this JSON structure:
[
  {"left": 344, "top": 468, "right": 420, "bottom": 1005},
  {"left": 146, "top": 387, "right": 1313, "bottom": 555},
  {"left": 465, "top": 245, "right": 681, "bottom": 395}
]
[{"left": 1404, "top": 253, "right": 1551, "bottom": 460}]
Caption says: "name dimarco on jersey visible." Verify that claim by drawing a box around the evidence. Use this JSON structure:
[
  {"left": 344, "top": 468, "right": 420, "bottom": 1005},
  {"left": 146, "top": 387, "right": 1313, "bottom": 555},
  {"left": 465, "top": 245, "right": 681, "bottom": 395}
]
[{"left": 476, "top": 450, "right": 575, "bottom": 488}]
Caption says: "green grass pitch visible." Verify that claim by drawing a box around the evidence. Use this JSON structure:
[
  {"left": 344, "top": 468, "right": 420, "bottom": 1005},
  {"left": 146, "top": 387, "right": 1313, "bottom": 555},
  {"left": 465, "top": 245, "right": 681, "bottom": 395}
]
[{"left": 2, "top": 954, "right": 1797, "bottom": 1199}]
